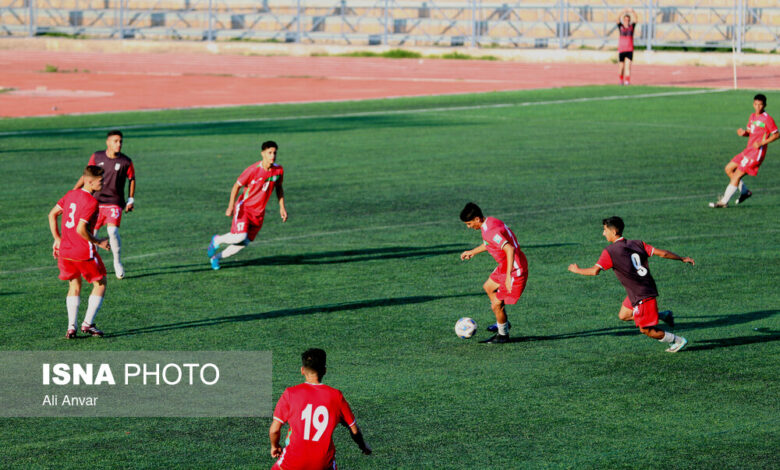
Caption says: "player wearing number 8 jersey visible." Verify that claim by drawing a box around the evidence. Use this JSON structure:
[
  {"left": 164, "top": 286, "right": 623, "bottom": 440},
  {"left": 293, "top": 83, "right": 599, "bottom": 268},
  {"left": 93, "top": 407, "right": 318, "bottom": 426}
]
[
  {"left": 568, "top": 216, "right": 694, "bottom": 352},
  {"left": 269, "top": 349, "right": 371, "bottom": 470}
]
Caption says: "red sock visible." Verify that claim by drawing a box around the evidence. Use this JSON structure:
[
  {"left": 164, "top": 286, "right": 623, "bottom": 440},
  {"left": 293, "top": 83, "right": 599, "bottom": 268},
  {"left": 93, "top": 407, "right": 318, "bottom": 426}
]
[
  {"left": 625, "top": 76, "right": 631, "bottom": 83},
  {"left": 619, "top": 75, "right": 623, "bottom": 81}
]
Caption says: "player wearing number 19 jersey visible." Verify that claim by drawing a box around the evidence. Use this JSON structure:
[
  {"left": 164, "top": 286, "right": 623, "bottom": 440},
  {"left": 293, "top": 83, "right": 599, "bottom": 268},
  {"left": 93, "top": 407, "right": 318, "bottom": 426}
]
[
  {"left": 568, "top": 217, "right": 694, "bottom": 352},
  {"left": 269, "top": 349, "right": 371, "bottom": 470}
]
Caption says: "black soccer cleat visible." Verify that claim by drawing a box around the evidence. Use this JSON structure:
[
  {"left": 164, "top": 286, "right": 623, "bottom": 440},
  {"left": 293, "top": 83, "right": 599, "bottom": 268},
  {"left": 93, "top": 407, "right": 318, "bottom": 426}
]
[
  {"left": 658, "top": 310, "right": 675, "bottom": 328},
  {"left": 736, "top": 190, "right": 752, "bottom": 205},
  {"left": 479, "top": 334, "right": 509, "bottom": 344}
]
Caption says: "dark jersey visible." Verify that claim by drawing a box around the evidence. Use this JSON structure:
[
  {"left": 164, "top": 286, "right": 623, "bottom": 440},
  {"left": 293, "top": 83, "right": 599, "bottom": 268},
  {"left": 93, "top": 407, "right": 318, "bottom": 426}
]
[
  {"left": 618, "top": 23, "right": 636, "bottom": 52},
  {"left": 596, "top": 238, "right": 658, "bottom": 306},
  {"left": 88, "top": 151, "right": 135, "bottom": 207}
]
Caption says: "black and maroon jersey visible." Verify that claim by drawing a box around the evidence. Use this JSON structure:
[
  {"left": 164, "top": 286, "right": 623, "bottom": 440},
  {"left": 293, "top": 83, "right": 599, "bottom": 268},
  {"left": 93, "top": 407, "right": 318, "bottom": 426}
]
[
  {"left": 88, "top": 151, "right": 135, "bottom": 207},
  {"left": 596, "top": 238, "right": 658, "bottom": 306}
]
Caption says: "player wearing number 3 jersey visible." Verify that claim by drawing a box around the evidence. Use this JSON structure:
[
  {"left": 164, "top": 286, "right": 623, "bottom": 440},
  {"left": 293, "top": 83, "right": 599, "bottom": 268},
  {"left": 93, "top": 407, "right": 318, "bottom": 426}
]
[
  {"left": 269, "top": 349, "right": 371, "bottom": 470},
  {"left": 568, "top": 217, "right": 694, "bottom": 353}
]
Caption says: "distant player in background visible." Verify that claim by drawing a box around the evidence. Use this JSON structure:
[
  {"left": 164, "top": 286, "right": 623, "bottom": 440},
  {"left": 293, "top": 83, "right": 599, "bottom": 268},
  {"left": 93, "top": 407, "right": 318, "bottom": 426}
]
[
  {"left": 710, "top": 93, "right": 778, "bottom": 208},
  {"left": 74, "top": 130, "right": 135, "bottom": 279},
  {"left": 269, "top": 348, "right": 371, "bottom": 470},
  {"left": 617, "top": 9, "right": 639, "bottom": 85},
  {"left": 207, "top": 140, "right": 287, "bottom": 270},
  {"left": 460, "top": 202, "right": 529, "bottom": 344},
  {"left": 568, "top": 216, "right": 693, "bottom": 353},
  {"left": 48, "top": 165, "right": 110, "bottom": 339}
]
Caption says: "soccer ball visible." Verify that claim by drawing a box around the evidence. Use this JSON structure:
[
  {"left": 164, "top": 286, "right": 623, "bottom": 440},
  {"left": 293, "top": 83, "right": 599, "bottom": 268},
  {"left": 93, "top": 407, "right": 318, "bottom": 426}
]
[{"left": 455, "top": 317, "right": 477, "bottom": 339}]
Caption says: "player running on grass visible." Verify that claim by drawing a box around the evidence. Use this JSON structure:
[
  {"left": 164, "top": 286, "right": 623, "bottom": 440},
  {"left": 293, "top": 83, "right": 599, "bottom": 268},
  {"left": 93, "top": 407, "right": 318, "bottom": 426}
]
[
  {"left": 568, "top": 216, "right": 693, "bottom": 353},
  {"left": 48, "top": 165, "right": 111, "bottom": 339},
  {"left": 710, "top": 93, "right": 778, "bottom": 208},
  {"left": 269, "top": 348, "right": 371, "bottom": 470},
  {"left": 207, "top": 140, "right": 287, "bottom": 270},
  {"left": 74, "top": 130, "right": 136, "bottom": 279},
  {"left": 459, "top": 202, "right": 529, "bottom": 344}
]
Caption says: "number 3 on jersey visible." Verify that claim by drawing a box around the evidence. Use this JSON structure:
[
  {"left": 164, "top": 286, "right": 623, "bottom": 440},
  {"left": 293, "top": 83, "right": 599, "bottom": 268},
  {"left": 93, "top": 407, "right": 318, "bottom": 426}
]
[
  {"left": 630, "top": 253, "right": 648, "bottom": 276},
  {"left": 65, "top": 203, "right": 77, "bottom": 229},
  {"left": 301, "top": 404, "right": 329, "bottom": 441}
]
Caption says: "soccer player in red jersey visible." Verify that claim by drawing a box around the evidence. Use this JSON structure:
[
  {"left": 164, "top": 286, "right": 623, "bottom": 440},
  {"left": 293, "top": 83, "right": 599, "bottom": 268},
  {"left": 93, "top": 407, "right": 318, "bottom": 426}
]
[
  {"left": 568, "top": 216, "right": 694, "bottom": 353},
  {"left": 74, "top": 130, "right": 135, "bottom": 279},
  {"left": 459, "top": 202, "right": 529, "bottom": 344},
  {"left": 710, "top": 94, "right": 779, "bottom": 208},
  {"left": 48, "top": 165, "right": 111, "bottom": 339},
  {"left": 617, "top": 9, "right": 638, "bottom": 85},
  {"left": 269, "top": 349, "right": 371, "bottom": 470},
  {"left": 207, "top": 140, "right": 287, "bottom": 270}
]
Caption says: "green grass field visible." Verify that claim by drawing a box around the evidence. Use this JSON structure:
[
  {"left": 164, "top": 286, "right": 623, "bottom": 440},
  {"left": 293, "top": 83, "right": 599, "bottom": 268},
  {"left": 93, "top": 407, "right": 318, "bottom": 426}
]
[{"left": 1, "top": 86, "right": 778, "bottom": 469}]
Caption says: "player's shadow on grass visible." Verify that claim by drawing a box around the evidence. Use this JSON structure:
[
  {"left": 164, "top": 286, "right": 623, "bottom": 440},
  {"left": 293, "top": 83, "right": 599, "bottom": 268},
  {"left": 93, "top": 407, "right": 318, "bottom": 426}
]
[{"left": 105, "top": 292, "right": 482, "bottom": 338}]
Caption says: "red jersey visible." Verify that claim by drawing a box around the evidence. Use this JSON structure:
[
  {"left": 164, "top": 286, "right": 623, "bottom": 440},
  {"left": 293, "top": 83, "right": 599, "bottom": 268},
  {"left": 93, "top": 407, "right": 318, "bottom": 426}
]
[
  {"left": 618, "top": 23, "right": 635, "bottom": 53},
  {"left": 481, "top": 217, "right": 528, "bottom": 278},
  {"left": 272, "top": 383, "right": 356, "bottom": 470},
  {"left": 744, "top": 111, "right": 778, "bottom": 159},
  {"left": 236, "top": 162, "right": 283, "bottom": 213},
  {"left": 56, "top": 189, "right": 99, "bottom": 260}
]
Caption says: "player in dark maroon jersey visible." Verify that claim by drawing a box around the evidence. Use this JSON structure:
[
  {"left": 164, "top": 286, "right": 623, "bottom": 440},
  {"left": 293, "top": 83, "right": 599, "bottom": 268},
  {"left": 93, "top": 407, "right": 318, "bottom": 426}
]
[
  {"left": 617, "top": 9, "right": 638, "bottom": 85},
  {"left": 207, "top": 140, "right": 287, "bottom": 270},
  {"left": 709, "top": 93, "right": 779, "bottom": 208},
  {"left": 74, "top": 130, "right": 135, "bottom": 279},
  {"left": 269, "top": 349, "right": 371, "bottom": 470},
  {"left": 568, "top": 216, "right": 693, "bottom": 352},
  {"left": 48, "top": 166, "right": 111, "bottom": 339}
]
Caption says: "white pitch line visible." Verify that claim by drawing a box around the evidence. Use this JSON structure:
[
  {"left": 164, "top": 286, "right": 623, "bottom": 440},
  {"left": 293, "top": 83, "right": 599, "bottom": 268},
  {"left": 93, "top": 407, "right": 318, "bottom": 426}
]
[{"left": 0, "top": 88, "right": 728, "bottom": 137}]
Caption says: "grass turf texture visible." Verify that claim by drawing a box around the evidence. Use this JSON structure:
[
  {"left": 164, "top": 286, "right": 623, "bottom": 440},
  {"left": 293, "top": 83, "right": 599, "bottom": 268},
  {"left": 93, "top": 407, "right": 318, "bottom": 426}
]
[{"left": 0, "top": 86, "right": 778, "bottom": 469}]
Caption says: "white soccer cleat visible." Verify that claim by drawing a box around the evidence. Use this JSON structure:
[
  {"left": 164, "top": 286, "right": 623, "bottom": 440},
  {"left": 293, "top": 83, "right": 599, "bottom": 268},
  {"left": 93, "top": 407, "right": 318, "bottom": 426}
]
[
  {"left": 114, "top": 261, "right": 125, "bottom": 279},
  {"left": 665, "top": 336, "right": 688, "bottom": 353}
]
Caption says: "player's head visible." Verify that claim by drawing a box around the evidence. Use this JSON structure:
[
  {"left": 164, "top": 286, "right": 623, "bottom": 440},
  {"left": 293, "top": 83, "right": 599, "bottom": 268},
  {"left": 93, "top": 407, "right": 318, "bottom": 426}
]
[
  {"left": 622, "top": 14, "right": 630, "bottom": 24},
  {"left": 83, "top": 165, "right": 105, "bottom": 192},
  {"left": 301, "top": 348, "right": 327, "bottom": 380},
  {"left": 261, "top": 140, "right": 278, "bottom": 163},
  {"left": 460, "top": 202, "right": 484, "bottom": 230},
  {"left": 753, "top": 94, "right": 767, "bottom": 113},
  {"left": 106, "top": 130, "right": 123, "bottom": 153},
  {"left": 602, "top": 216, "right": 624, "bottom": 241}
]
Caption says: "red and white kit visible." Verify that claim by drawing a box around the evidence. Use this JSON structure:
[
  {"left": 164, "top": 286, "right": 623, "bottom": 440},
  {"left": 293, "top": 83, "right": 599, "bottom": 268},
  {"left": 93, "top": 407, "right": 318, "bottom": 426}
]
[
  {"left": 88, "top": 150, "right": 135, "bottom": 228},
  {"left": 55, "top": 189, "right": 106, "bottom": 282},
  {"left": 597, "top": 238, "right": 659, "bottom": 328},
  {"left": 272, "top": 383, "right": 356, "bottom": 470},
  {"left": 731, "top": 111, "right": 778, "bottom": 176},
  {"left": 231, "top": 161, "right": 284, "bottom": 241},
  {"left": 481, "top": 216, "right": 529, "bottom": 304}
]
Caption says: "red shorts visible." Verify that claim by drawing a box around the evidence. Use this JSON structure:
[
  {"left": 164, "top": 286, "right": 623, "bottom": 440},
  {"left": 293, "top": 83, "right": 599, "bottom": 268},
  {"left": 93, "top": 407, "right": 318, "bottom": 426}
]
[
  {"left": 731, "top": 149, "right": 765, "bottom": 176},
  {"left": 58, "top": 255, "right": 107, "bottom": 283},
  {"left": 623, "top": 296, "right": 659, "bottom": 328},
  {"left": 231, "top": 202, "right": 265, "bottom": 241},
  {"left": 271, "top": 460, "right": 336, "bottom": 470},
  {"left": 489, "top": 269, "right": 527, "bottom": 305},
  {"left": 95, "top": 204, "right": 123, "bottom": 230}
]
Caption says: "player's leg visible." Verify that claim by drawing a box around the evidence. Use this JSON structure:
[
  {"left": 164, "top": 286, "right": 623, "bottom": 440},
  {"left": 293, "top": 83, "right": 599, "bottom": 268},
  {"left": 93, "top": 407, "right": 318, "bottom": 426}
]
[
  {"left": 635, "top": 298, "right": 686, "bottom": 352},
  {"left": 623, "top": 57, "right": 632, "bottom": 84},
  {"left": 480, "top": 278, "right": 509, "bottom": 343},
  {"left": 66, "top": 277, "right": 82, "bottom": 338},
  {"left": 80, "top": 257, "right": 107, "bottom": 337},
  {"left": 106, "top": 224, "right": 124, "bottom": 279},
  {"left": 712, "top": 160, "right": 746, "bottom": 207},
  {"left": 618, "top": 297, "right": 633, "bottom": 321},
  {"left": 618, "top": 55, "right": 625, "bottom": 84}
]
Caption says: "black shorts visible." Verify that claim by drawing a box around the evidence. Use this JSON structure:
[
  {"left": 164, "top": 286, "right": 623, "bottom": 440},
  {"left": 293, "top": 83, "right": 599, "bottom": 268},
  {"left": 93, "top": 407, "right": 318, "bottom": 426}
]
[{"left": 619, "top": 51, "right": 633, "bottom": 62}]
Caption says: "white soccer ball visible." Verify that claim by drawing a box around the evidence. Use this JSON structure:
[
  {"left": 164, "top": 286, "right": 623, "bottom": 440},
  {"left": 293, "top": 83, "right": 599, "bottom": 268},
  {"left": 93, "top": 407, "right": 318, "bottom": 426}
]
[{"left": 455, "top": 317, "right": 477, "bottom": 339}]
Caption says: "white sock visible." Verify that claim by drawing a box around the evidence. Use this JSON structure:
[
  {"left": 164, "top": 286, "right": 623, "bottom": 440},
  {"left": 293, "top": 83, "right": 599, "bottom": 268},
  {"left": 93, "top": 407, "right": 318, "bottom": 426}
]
[
  {"left": 107, "top": 226, "right": 122, "bottom": 265},
  {"left": 217, "top": 244, "right": 246, "bottom": 260},
  {"left": 66, "top": 296, "right": 80, "bottom": 330},
  {"left": 82, "top": 295, "right": 104, "bottom": 326},
  {"left": 659, "top": 331, "right": 676, "bottom": 343},
  {"left": 738, "top": 180, "right": 749, "bottom": 195},
  {"left": 497, "top": 322, "right": 508, "bottom": 335},
  {"left": 214, "top": 232, "right": 246, "bottom": 246},
  {"left": 720, "top": 184, "right": 738, "bottom": 204}
]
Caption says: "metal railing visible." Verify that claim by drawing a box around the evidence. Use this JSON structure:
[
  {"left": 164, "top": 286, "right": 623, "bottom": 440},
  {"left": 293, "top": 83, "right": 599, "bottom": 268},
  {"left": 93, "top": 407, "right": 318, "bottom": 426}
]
[{"left": 1, "top": 1, "right": 778, "bottom": 51}]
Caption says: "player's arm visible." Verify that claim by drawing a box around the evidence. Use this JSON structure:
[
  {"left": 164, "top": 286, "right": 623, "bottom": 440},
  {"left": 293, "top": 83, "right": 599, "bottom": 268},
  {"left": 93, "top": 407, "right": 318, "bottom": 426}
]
[
  {"left": 268, "top": 419, "right": 284, "bottom": 458},
  {"left": 225, "top": 181, "right": 243, "bottom": 217},
  {"left": 125, "top": 178, "right": 136, "bottom": 212},
  {"left": 460, "top": 243, "right": 487, "bottom": 261},
  {"left": 276, "top": 181, "right": 287, "bottom": 222},
  {"left": 754, "top": 130, "right": 780, "bottom": 149},
  {"left": 652, "top": 248, "right": 694, "bottom": 265},
  {"left": 502, "top": 243, "right": 515, "bottom": 291},
  {"left": 630, "top": 9, "right": 639, "bottom": 23},
  {"left": 48, "top": 205, "right": 63, "bottom": 258},
  {"left": 567, "top": 263, "right": 602, "bottom": 276},
  {"left": 76, "top": 220, "right": 110, "bottom": 251},
  {"left": 348, "top": 423, "right": 372, "bottom": 455}
]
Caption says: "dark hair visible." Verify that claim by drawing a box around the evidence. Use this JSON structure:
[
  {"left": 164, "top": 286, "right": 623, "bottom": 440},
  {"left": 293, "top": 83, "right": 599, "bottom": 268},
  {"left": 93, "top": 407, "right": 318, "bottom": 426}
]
[
  {"left": 754, "top": 94, "right": 767, "bottom": 106},
  {"left": 84, "top": 165, "right": 105, "bottom": 177},
  {"left": 460, "top": 202, "right": 484, "bottom": 222},
  {"left": 106, "top": 129, "right": 123, "bottom": 138},
  {"left": 302, "top": 348, "right": 326, "bottom": 378},
  {"left": 602, "top": 216, "right": 624, "bottom": 236},
  {"left": 261, "top": 140, "right": 278, "bottom": 151}
]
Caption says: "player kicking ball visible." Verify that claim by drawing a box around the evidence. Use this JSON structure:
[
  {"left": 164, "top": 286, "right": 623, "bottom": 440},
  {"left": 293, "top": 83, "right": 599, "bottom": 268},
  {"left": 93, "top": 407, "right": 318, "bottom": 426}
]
[
  {"left": 48, "top": 166, "right": 111, "bottom": 339},
  {"left": 710, "top": 93, "right": 778, "bottom": 208},
  {"left": 207, "top": 140, "right": 287, "bottom": 270},
  {"left": 269, "top": 349, "right": 371, "bottom": 470},
  {"left": 460, "top": 202, "right": 529, "bottom": 344},
  {"left": 568, "top": 216, "right": 693, "bottom": 353}
]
